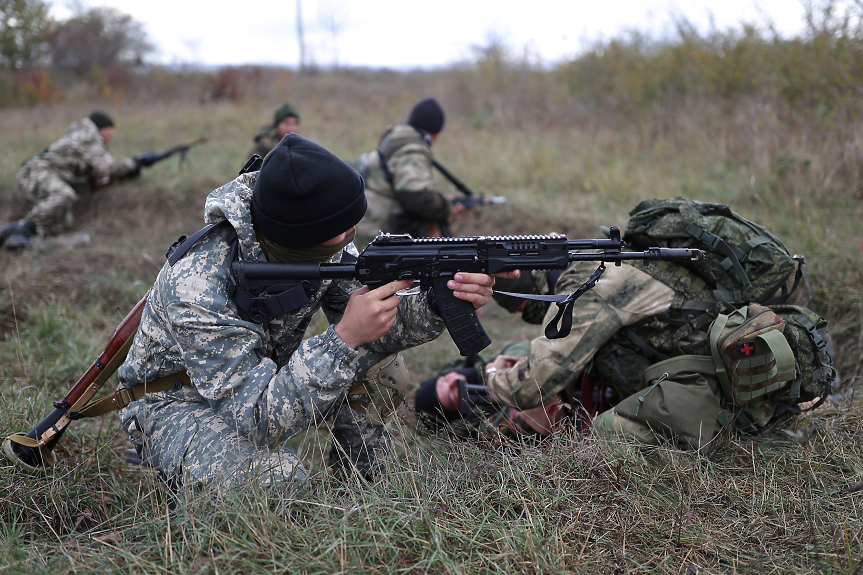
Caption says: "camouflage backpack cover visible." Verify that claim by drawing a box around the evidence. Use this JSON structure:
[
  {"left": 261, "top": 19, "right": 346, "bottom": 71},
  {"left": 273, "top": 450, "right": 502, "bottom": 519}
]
[
  {"left": 623, "top": 197, "right": 804, "bottom": 306},
  {"left": 593, "top": 198, "right": 834, "bottom": 438}
]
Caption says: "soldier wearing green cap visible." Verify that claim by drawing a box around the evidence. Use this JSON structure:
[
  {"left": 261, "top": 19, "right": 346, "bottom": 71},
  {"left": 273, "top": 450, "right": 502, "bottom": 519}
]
[
  {"left": 1, "top": 111, "right": 141, "bottom": 248},
  {"left": 249, "top": 103, "right": 301, "bottom": 159}
]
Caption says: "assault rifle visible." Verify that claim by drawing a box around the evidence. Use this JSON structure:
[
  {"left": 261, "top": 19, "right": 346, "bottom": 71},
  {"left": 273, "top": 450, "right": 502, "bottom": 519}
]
[
  {"left": 133, "top": 136, "right": 208, "bottom": 169},
  {"left": 84, "top": 137, "right": 209, "bottom": 190},
  {"left": 2, "top": 226, "right": 701, "bottom": 472},
  {"left": 232, "top": 226, "right": 703, "bottom": 356},
  {"left": 387, "top": 159, "right": 506, "bottom": 237}
]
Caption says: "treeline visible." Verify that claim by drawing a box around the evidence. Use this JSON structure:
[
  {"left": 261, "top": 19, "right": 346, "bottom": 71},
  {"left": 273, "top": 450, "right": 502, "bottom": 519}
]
[
  {"left": 3, "top": 2, "right": 862, "bottom": 121},
  {"left": 558, "top": 2, "right": 863, "bottom": 122},
  {"left": 0, "top": 1, "right": 150, "bottom": 105}
]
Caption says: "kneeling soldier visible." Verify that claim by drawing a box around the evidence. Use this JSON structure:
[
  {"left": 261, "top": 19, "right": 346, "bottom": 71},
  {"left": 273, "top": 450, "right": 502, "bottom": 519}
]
[{"left": 118, "top": 134, "right": 502, "bottom": 488}]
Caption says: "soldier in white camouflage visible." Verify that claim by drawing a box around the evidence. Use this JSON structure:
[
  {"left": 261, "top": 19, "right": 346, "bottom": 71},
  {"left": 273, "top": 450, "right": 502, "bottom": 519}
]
[
  {"left": 249, "top": 103, "right": 300, "bottom": 160},
  {"left": 1, "top": 111, "right": 141, "bottom": 248},
  {"left": 118, "top": 134, "right": 504, "bottom": 489},
  {"left": 355, "top": 97, "right": 465, "bottom": 241}
]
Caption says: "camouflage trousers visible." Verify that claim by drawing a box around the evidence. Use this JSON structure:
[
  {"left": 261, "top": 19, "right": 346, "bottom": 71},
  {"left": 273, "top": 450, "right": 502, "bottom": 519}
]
[
  {"left": 120, "top": 393, "right": 391, "bottom": 488},
  {"left": 17, "top": 161, "right": 78, "bottom": 237}
]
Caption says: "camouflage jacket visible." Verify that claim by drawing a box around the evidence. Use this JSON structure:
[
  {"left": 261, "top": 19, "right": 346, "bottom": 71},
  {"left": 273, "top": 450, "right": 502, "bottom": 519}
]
[
  {"left": 19, "top": 117, "right": 137, "bottom": 184},
  {"left": 485, "top": 262, "right": 676, "bottom": 410},
  {"left": 117, "top": 172, "right": 445, "bottom": 448},
  {"left": 357, "top": 123, "right": 450, "bottom": 236},
  {"left": 250, "top": 125, "right": 280, "bottom": 159}
]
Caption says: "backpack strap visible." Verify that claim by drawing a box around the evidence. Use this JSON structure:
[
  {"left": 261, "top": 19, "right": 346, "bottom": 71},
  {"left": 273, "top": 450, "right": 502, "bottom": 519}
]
[
  {"left": 685, "top": 223, "right": 753, "bottom": 300},
  {"left": 226, "top": 239, "right": 332, "bottom": 324},
  {"left": 377, "top": 127, "right": 431, "bottom": 187},
  {"left": 166, "top": 219, "right": 231, "bottom": 265},
  {"left": 765, "top": 255, "right": 812, "bottom": 305},
  {"left": 624, "top": 329, "right": 670, "bottom": 362},
  {"left": 794, "top": 314, "right": 837, "bottom": 405}
]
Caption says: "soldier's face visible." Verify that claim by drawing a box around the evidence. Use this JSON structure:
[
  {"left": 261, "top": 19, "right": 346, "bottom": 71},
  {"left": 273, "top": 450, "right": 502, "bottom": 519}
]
[
  {"left": 322, "top": 226, "right": 356, "bottom": 246},
  {"left": 99, "top": 127, "right": 116, "bottom": 143},
  {"left": 276, "top": 117, "right": 299, "bottom": 138},
  {"left": 435, "top": 371, "right": 462, "bottom": 411}
]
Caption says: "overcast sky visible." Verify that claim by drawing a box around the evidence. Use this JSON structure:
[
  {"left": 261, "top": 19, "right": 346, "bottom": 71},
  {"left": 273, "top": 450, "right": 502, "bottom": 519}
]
[{"left": 49, "top": 0, "right": 816, "bottom": 69}]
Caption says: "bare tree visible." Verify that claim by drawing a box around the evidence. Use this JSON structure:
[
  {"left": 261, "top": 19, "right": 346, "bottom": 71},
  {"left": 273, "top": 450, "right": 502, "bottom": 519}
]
[
  {"left": 318, "top": 0, "right": 351, "bottom": 69},
  {"left": 0, "top": 0, "right": 50, "bottom": 69},
  {"left": 45, "top": 6, "right": 153, "bottom": 76},
  {"left": 296, "top": 0, "right": 306, "bottom": 71}
]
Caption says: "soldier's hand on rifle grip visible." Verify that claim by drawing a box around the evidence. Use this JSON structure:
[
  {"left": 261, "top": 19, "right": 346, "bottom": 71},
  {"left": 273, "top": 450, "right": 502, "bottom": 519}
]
[
  {"left": 447, "top": 270, "right": 520, "bottom": 310},
  {"left": 334, "top": 279, "right": 414, "bottom": 349},
  {"left": 448, "top": 198, "right": 467, "bottom": 219}
]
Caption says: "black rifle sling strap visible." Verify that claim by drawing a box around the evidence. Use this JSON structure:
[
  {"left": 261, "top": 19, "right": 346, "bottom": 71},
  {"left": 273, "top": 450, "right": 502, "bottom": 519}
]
[
  {"left": 168, "top": 217, "right": 335, "bottom": 326},
  {"left": 492, "top": 263, "right": 608, "bottom": 340},
  {"left": 226, "top": 239, "right": 328, "bottom": 324}
]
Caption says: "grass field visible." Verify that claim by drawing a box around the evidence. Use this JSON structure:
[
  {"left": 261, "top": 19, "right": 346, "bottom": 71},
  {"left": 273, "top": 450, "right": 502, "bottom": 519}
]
[{"left": 1, "top": 65, "right": 862, "bottom": 574}]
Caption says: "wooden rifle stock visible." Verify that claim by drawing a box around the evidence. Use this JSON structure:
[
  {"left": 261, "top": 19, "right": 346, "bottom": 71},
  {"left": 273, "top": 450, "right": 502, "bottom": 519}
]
[{"left": 2, "top": 293, "right": 148, "bottom": 471}]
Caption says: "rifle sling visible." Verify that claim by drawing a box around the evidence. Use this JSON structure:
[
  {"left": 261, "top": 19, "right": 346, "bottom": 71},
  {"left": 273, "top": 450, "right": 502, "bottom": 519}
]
[
  {"left": 75, "top": 372, "right": 193, "bottom": 418},
  {"left": 490, "top": 263, "right": 607, "bottom": 340}
]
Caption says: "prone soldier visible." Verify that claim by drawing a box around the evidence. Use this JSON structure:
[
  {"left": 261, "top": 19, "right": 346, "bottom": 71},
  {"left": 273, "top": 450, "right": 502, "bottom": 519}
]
[{"left": 2, "top": 111, "right": 142, "bottom": 248}]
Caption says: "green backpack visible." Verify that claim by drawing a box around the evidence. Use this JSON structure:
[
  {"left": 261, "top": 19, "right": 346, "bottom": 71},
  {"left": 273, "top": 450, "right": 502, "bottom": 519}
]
[{"left": 623, "top": 197, "right": 806, "bottom": 306}]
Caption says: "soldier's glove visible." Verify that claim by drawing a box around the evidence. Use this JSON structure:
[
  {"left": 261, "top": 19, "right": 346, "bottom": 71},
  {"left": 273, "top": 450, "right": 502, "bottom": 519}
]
[
  {"left": 134, "top": 151, "right": 161, "bottom": 168},
  {"left": 350, "top": 353, "right": 410, "bottom": 426}
]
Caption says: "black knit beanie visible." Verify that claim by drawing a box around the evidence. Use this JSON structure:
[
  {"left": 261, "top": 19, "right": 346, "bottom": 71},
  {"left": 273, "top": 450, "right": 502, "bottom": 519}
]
[
  {"left": 251, "top": 133, "right": 367, "bottom": 248},
  {"left": 414, "top": 376, "right": 460, "bottom": 422},
  {"left": 89, "top": 110, "right": 115, "bottom": 129},
  {"left": 407, "top": 97, "right": 445, "bottom": 134}
]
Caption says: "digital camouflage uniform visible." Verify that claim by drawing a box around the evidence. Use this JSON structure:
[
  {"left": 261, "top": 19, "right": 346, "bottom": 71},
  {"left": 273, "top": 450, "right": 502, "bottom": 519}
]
[
  {"left": 249, "top": 125, "right": 281, "bottom": 160},
  {"left": 485, "top": 261, "right": 677, "bottom": 410},
  {"left": 356, "top": 123, "right": 450, "bottom": 240},
  {"left": 17, "top": 117, "right": 138, "bottom": 237},
  {"left": 118, "top": 172, "right": 445, "bottom": 488}
]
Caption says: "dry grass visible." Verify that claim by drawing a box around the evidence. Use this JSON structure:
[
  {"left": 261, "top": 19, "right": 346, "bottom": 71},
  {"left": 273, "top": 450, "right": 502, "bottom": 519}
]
[{"left": 1, "top": 56, "right": 862, "bottom": 574}]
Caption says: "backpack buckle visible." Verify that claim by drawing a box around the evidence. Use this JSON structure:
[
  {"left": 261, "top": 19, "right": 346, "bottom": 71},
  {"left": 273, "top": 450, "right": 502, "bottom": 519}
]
[{"left": 165, "top": 235, "right": 188, "bottom": 260}]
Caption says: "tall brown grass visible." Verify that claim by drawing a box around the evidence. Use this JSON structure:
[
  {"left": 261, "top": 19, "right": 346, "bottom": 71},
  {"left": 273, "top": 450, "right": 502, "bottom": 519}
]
[{"left": 1, "top": 6, "right": 862, "bottom": 573}]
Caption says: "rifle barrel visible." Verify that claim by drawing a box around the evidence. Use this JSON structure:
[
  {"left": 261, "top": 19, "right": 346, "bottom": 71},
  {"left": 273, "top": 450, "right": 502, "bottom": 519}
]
[
  {"left": 235, "top": 261, "right": 357, "bottom": 280},
  {"left": 568, "top": 248, "right": 703, "bottom": 262}
]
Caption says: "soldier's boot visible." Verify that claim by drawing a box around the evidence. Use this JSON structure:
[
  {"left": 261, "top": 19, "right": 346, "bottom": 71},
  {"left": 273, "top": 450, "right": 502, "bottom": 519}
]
[{"left": 4, "top": 220, "right": 36, "bottom": 249}]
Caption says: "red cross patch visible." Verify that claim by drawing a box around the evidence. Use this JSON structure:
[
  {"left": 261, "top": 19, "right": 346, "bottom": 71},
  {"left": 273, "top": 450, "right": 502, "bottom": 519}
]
[{"left": 738, "top": 341, "right": 755, "bottom": 357}]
